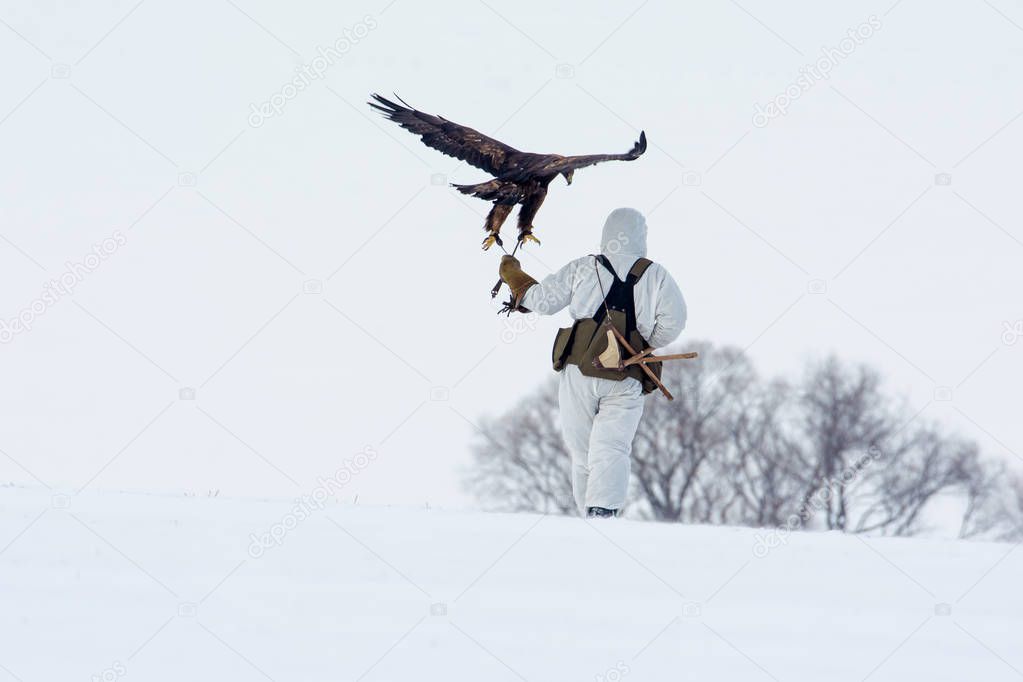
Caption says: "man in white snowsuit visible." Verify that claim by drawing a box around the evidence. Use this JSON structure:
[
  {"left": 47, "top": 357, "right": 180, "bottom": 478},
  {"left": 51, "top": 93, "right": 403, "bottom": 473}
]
[{"left": 498, "top": 207, "right": 687, "bottom": 517}]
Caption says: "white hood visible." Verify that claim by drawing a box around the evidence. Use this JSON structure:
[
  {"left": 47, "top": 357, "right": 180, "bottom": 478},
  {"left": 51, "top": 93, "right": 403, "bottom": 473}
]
[
  {"left": 521, "top": 203, "right": 687, "bottom": 348},
  {"left": 600, "top": 207, "right": 648, "bottom": 259}
]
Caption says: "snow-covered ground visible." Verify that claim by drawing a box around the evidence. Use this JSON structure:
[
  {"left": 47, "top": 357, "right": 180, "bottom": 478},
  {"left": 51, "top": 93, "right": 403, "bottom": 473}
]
[{"left": 2, "top": 486, "right": 1020, "bottom": 681}]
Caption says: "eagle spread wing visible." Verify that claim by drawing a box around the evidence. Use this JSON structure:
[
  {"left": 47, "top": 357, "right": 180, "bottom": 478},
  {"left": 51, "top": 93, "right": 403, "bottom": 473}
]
[
  {"left": 369, "top": 93, "right": 523, "bottom": 177},
  {"left": 502, "top": 131, "right": 648, "bottom": 182}
]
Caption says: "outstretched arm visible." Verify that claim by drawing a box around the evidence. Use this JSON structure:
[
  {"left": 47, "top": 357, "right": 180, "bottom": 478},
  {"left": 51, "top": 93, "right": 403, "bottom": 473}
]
[{"left": 501, "top": 257, "right": 582, "bottom": 315}]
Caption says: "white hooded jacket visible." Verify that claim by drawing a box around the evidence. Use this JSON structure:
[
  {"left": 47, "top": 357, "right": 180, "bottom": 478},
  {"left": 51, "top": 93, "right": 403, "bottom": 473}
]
[{"left": 520, "top": 207, "right": 687, "bottom": 349}]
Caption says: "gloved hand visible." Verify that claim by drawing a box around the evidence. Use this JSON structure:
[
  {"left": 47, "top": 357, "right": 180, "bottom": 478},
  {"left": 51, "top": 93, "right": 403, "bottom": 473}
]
[{"left": 499, "top": 255, "right": 538, "bottom": 304}]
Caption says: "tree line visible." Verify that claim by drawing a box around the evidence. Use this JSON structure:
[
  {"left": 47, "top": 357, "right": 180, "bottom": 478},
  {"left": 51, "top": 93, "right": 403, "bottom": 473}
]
[{"left": 464, "top": 340, "right": 1022, "bottom": 540}]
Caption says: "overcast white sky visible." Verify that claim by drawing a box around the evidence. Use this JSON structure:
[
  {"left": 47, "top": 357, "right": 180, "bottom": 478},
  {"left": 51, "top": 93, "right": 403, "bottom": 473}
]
[{"left": 1, "top": 0, "right": 1021, "bottom": 508}]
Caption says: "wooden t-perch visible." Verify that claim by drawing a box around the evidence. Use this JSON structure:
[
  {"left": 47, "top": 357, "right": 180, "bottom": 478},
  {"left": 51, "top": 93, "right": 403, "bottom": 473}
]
[{"left": 605, "top": 326, "right": 698, "bottom": 401}]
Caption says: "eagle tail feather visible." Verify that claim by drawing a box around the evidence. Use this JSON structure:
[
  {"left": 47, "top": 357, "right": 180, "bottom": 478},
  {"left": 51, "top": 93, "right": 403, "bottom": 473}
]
[{"left": 451, "top": 180, "right": 521, "bottom": 202}]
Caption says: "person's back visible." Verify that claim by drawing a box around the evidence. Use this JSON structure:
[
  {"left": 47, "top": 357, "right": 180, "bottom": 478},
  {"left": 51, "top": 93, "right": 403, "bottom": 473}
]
[{"left": 498, "top": 207, "right": 687, "bottom": 516}]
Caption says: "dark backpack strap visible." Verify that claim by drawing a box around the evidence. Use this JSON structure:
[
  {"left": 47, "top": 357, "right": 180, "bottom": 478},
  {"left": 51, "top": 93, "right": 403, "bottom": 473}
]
[
  {"left": 627, "top": 257, "right": 653, "bottom": 283},
  {"left": 594, "top": 254, "right": 620, "bottom": 282},
  {"left": 591, "top": 254, "right": 617, "bottom": 330},
  {"left": 592, "top": 257, "right": 655, "bottom": 335}
]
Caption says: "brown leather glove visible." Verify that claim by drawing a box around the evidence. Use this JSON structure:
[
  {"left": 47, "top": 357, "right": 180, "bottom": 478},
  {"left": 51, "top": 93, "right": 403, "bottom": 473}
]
[{"left": 499, "top": 255, "right": 538, "bottom": 305}]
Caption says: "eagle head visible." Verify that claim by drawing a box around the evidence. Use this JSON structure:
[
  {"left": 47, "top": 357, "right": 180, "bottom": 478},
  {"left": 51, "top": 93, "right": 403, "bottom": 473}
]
[{"left": 562, "top": 169, "right": 574, "bottom": 185}]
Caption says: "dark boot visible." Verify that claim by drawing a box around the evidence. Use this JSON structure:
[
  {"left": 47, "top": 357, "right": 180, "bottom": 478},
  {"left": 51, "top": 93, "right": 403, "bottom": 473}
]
[{"left": 587, "top": 506, "right": 618, "bottom": 518}]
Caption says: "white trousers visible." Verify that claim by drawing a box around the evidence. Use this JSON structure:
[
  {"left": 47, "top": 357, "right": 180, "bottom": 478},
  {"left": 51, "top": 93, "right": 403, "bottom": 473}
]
[{"left": 558, "top": 365, "right": 645, "bottom": 513}]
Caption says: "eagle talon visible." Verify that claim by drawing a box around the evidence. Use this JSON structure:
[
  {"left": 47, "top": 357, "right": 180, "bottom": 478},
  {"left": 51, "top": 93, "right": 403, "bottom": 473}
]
[
  {"left": 482, "top": 232, "right": 503, "bottom": 251},
  {"left": 497, "top": 295, "right": 518, "bottom": 315},
  {"left": 518, "top": 232, "right": 541, "bottom": 247}
]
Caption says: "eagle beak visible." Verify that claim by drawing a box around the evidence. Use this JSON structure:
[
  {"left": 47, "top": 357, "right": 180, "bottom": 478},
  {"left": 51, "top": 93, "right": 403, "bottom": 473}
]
[{"left": 565, "top": 172, "right": 574, "bottom": 185}]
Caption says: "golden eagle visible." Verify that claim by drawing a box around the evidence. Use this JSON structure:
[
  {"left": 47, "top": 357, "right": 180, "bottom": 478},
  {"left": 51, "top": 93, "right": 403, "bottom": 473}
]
[{"left": 368, "top": 93, "right": 648, "bottom": 250}]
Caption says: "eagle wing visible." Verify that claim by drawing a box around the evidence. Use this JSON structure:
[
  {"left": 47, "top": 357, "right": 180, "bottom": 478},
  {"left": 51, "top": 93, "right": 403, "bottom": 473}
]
[
  {"left": 504, "top": 131, "right": 648, "bottom": 181},
  {"left": 369, "top": 94, "right": 525, "bottom": 177}
]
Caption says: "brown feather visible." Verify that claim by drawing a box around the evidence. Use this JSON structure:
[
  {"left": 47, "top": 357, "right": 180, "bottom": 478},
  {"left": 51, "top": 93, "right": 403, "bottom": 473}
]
[{"left": 368, "top": 94, "right": 529, "bottom": 176}]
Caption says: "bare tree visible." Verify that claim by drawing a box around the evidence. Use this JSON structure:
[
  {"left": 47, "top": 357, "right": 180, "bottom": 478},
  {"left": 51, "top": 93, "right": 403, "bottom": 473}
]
[
  {"left": 1002, "top": 476, "right": 1023, "bottom": 541},
  {"left": 629, "top": 341, "right": 759, "bottom": 523},
  {"left": 729, "top": 377, "right": 806, "bottom": 527},
  {"left": 785, "top": 357, "right": 895, "bottom": 531},
  {"left": 463, "top": 379, "right": 574, "bottom": 514},
  {"left": 852, "top": 427, "right": 987, "bottom": 536},
  {"left": 782, "top": 357, "right": 1005, "bottom": 537},
  {"left": 956, "top": 455, "right": 1005, "bottom": 539},
  {"left": 959, "top": 468, "right": 1023, "bottom": 541}
]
